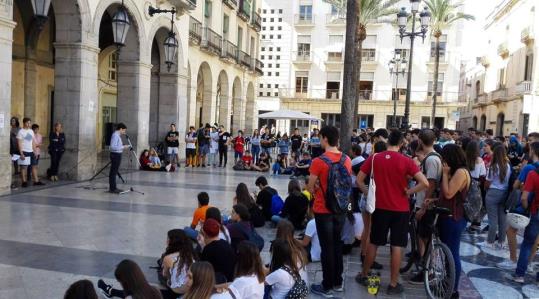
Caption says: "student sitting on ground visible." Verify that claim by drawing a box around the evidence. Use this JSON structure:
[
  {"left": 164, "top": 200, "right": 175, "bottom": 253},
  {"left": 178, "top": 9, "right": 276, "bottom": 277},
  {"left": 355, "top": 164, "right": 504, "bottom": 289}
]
[
  {"left": 183, "top": 262, "right": 235, "bottom": 299},
  {"left": 299, "top": 203, "right": 321, "bottom": 262},
  {"left": 255, "top": 176, "right": 278, "bottom": 221},
  {"left": 159, "top": 229, "right": 196, "bottom": 299},
  {"left": 273, "top": 220, "right": 309, "bottom": 282},
  {"left": 139, "top": 149, "right": 152, "bottom": 170},
  {"left": 184, "top": 192, "right": 211, "bottom": 240},
  {"left": 251, "top": 152, "right": 271, "bottom": 172},
  {"left": 234, "top": 183, "right": 265, "bottom": 227},
  {"left": 149, "top": 148, "right": 163, "bottom": 169},
  {"left": 265, "top": 239, "right": 308, "bottom": 299},
  {"left": 292, "top": 152, "right": 312, "bottom": 178},
  {"left": 64, "top": 280, "right": 98, "bottom": 299},
  {"left": 199, "top": 219, "right": 237, "bottom": 283},
  {"left": 233, "top": 150, "right": 254, "bottom": 171},
  {"left": 271, "top": 179, "right": 309, "bottom": 230},
  {"left": 225, "top": 241, "right": 266, "bottom": 298},
  {"left": 97, "top": 260, "right": 162, "bottom": 299},
  {"left": 272, "top": 154, "right": 286, "bottom": 175},
  {"left": 226, "top": 204, "right": 256, "bottom": 251}
]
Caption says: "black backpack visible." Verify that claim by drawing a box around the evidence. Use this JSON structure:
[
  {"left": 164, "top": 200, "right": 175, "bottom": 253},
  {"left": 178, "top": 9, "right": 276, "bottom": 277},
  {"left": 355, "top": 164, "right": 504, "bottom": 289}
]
[
  {"left": 319, "top": 153, "right": 353, "bottom": 214},
  {"left": 236, "top": 222, "right": 265, "bottom": 252},
  {"left": 281, "top": 266, "right": 308, "bottom": 299}
]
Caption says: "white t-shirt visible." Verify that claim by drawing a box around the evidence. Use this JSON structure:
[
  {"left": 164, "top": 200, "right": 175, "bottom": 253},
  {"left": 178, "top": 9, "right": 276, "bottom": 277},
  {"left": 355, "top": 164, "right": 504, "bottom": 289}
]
[
  {"left": 210, "top": 132, "right": 220, "bottom": 153},
  {"left": 470, "top": 158, "right": 487, "bottom": 179},
  {"left": 16, "top": 128, "right": 34, "bottom": 153},
  {"left": 229, "top": 275, "right": 264, "bottom": 299},
  {"left": 265, "top": 269, "right": 295, "bottom": 299},
  {"left": 219, "top": 226, "right": 231, "bottom": 244},
  {"left": 305, "top": 219, "right": 321, "bottom": 262},
  {"left": 186, "top": 132, "right": 196, "bottom": 149},
  {"left": 168, "top": 256, "right": 192, "bottom": 289},
  {"left": 211, "top": 291, "right": 234, "bottom": 299}
]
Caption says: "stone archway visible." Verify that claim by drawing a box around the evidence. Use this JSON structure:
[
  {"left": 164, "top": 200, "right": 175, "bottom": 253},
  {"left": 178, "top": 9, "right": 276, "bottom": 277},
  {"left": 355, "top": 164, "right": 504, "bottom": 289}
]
[
  {"left": 245, "top": 82, "right": 255, "bottom": 134},
  {"left": 195, "top": 62, "right": 213, "bottom": 126},
  {"left": 496, "top": 112, "right": 505, "bottom": 137},
  {"left": 217, "top": 71, "right": 230, "bottom": 128},
  {"left": 480, "top": 114, "right": 486, "bottom": 132},
  {"left": 231, "top": 77, "right": 243, "bottom": 134}
]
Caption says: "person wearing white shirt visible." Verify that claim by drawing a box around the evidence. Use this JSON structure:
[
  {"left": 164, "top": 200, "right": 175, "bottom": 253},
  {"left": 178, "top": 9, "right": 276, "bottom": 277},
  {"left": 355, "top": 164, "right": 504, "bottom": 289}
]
[
  {"left": 300, "top": 218, "right": 321, "bottom": 262},
  {"left": 265, "top": 239, "right": 307, "bottom": 299},
  {"left": 16, "top": 117, "right": 44, "bottom": 187},
  {"left": 228, "top": 241, "right": 265, "bottom": 299},
  {"left": 182, "top": 262, "right": 235, "bottom": 299}
]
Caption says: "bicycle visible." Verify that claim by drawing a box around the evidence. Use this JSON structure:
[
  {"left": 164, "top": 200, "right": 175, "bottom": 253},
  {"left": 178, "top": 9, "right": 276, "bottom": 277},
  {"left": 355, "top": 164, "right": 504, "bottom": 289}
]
[{"left": 400, "top": 200, "right": 456, "bottom": 299}]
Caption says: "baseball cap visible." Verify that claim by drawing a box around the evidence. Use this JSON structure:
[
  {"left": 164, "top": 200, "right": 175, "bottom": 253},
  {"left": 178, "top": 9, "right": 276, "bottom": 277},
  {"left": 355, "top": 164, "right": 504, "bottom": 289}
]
[{"left": 203, "top": 218, "right": 220, "bottom": 238}]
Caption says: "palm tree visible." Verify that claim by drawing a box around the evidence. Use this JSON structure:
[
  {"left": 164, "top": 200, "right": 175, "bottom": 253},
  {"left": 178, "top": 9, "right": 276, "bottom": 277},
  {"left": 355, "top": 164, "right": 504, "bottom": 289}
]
[
  {"left": 425, "top": 0, "right": 474, "bottom": 128},
  {"left": 325, "top": 0, "right": 398, "bottom": 153}
]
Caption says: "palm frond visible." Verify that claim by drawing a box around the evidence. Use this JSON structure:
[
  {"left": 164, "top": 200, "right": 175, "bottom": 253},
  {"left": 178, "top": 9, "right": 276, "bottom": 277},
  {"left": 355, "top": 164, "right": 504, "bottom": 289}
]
[{"left": 425, "top": 0, "right": 475, "bottom": 33}]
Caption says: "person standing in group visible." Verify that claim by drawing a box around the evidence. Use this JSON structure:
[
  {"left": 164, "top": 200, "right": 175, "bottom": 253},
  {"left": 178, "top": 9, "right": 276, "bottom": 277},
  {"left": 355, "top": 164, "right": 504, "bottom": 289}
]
[
  {"left": 278, "top": 133, "right": 291, "bottom": 168},
  {"left": 233, "top": 130, "right": 245, "bottom": 164},
  {"left": 48, "top": 122, "right": 65, "bottom": 181},
  {"left": 185, "top": 126, "right": 197, "bottom": 167},
  {"left": 109, "top": 123, "right": 129, "bottom": 194},
  {"left": 197, "top": 124, "right": 211, "bottom": 167},
  {"left": 209, "top": 126, "right": 219, "bottom": 167},
  {"left": 290, "top": 128, "right": 303, "bottom": 161},
  {"left": 260, "top": 127, "right": 273, "bottom": 156},
  {"left": 356, "top": 130, "right": 428, "bottom": 295},
  {"left": 17, "top": 118, "right": 45, "bottom": 188},
  {"left": 250, "top": 129, "right": 261, "bottom": 164},
  {"left": 218, "top": 125, "right": 230, "bottom": 167},
  {"left": 307, "top": 126, "right": 352, "bottom": 297},
  {"left": 166, "top": 123, "right": 180, "bottom": 166},
  {"left": 30, "top": 124, "right": 43, "bottom": 183},
  {"left": 10, "top": 117, "right": 20, "bottom": 177},
  {"left": 309, "top": 128, "right": 322, "bottom": 158}
]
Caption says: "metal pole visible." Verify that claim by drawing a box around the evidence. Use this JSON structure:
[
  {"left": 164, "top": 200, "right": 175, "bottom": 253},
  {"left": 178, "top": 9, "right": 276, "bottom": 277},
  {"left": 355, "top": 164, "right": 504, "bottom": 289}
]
[
  {"left": 402, "top": 13, "right": 416, "bottom": 130},
  {"left": 393, "top": 68, "right": 399, "bottom": 128}
]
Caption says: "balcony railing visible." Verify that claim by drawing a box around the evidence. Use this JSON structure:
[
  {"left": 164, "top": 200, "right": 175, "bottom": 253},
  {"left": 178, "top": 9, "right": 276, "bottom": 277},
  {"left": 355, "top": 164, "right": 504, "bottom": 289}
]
[
  {"left": 510, "top": 80, "right": 533, "bottom": 96},
  {"left": 361, "top": 49, "right": 376, "bottom": 62},
  {"left": 295, "top": 14, "right": 315, "bottom": 25},
  {"left": 222, "top": 0, "right": 237, "bottom": 9},
  {"left": 164, "top": 0, "right": 196, "bottom": 10},
  {"left": 251, "top": 12, "right": 261, "bottom": 31},
  {"left": 475, "top": 93, "right": 489, "bottom": 104},
  {"left": 326, "top": 89, "right": 340, "bottom": 99},
  {"left": 327, "top": 52, "right": 343, "bottom": 62},
  {"left": 359, "top": 90, "right": 373, "bottom": 100},
  {"left": 491, "top": 88, "right": 508, "bottom": 101},
  {"left": 238, "top": 0, "right": 251, "bottom": 21},
  {"left": 251, "top": 58, "right": 263, "bottom": 76},
  {"left": 201, "top": 27, "right": 222, "bottom": 55},
  {"left": 278, "top": 88, "right": 460, "bottom": 102},
  {"left": 292, "top": 51, "right": 312, "bottom": 63},
  {"left": 189, "top": 17, "right": 202, "bottom": 44},
  {"left": 221, "top": 39, "right": 238, "bottom": 62},
  {"left": 238, "top": 50, "right": 251, "bottom": 68},
  {"left": 326, "top": 13, "right": 345, "bottom": 25}
]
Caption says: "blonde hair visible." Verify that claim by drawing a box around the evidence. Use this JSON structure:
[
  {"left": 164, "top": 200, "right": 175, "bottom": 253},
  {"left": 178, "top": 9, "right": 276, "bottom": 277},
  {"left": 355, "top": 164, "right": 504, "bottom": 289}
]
[{"left": 183, "top": 262, "right": 215, "bottom": 299}]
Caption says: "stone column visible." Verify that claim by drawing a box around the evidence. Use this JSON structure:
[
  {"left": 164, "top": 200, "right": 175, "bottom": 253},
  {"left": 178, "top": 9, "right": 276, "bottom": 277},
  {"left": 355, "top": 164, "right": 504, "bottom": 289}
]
[
  {"left": 53, "top": 42, "right": 99, "bottom": 180},
  {"left": 117, "top": 61, "right": 152, "bottom": 155},
  {"left": 218, "top": 93, "right": 230, "bottom": 130},
  {"left": 23, "top": 58, "right": 38, "bottom": 121},
  {"left": 0, "top": 12, "right": 16, "bottom": 194},
  {"left": 201, "top": 84, "right": 217, "bottom": 126}
]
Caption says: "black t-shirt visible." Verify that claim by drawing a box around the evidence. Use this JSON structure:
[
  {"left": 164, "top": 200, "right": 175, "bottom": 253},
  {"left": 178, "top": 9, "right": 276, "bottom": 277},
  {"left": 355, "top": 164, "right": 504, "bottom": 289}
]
[
  {"left": 218, "top": 131, "right": 231, "bottom": 147},
  {"left": 351, "top": 135, "right": 360, "bottom": 145},
  {"left": 261, "top": 133, "right": 272, "bottom": 148},
  {"left": 197, "top": 128, "right": 210, "bottom": 146},
  {"left": 291, "top": 134, "right": 303, "bottom": 151},
  {"left": 256, "top": 186, "right": 278, "bottom": 221},
  {"left": 200, "top": 239, "right": 236, "bottom": 283},
  {"left": 280, "top": 193, "right": 308, "bottom": 229},
  {"left": 166, "top": 131, "right": 179, "bottom": 147}
]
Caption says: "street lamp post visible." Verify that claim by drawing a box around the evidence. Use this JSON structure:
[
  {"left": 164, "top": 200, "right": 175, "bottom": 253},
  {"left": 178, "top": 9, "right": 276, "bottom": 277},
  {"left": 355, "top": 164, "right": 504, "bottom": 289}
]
[
  {"left": 397, "top": 0, "right": 431, "bottom": 130},
  {"left": 389, "top": 52, "right": 407, "bottom": 128},
  {"left": 149, "top": 6, "right": 179, "bottom": 72}
]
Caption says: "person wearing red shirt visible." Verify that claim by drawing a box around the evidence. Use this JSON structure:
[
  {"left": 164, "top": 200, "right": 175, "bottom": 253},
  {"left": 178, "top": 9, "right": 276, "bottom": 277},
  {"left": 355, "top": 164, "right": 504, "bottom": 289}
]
[
  {"left": 233, "top": 130, "right": 245, "bottom": 164},
  {"left": 307, "top": 126, "right": 352, "bottom": 297},
  {"left": 241, "top": 150, "right": 253, "bottom": 169},
  {"left": 356, "top": 130, "right": 428, "bottom": 295}
]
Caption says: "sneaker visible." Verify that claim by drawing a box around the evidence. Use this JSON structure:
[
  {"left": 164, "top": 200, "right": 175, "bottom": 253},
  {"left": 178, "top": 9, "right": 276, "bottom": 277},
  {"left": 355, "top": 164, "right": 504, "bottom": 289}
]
[
  {"left": 511, "top": 274, "right": 525, "bottom": 283},
  {"left": 496, "top": 260, "right": 517, "bottom": 270},
  {"left": 333, "top": 285, "right": 344, "bottom": 292},
  {"left": 310, "top": 284, "right": 333, "bottom": 298},
  {"left": 21, "top": 182, "right": 28, "bottom": 188},
  {"left": 97, "top": 279, "right": 113, "bottom": 298},
  {"left": 33, "top": 181, "right": 45, "bottom": 186},
  {"left": 387, "top": 283, "right": 404, "bottom": 295},
  {"left": 409, "top": 271, "right": 424, "bottom": 285},
  {"left": 451, "top": 291, "right": 460, "bottom": 299},
  {"left": 355, "top": 274, "right": 368, "bottom": 286},
  {"left": 165, "top": 164, "right": 172, "bottom": 172},
  {"left": 371, "top": 261, "right": 384, "bottom": 270}
]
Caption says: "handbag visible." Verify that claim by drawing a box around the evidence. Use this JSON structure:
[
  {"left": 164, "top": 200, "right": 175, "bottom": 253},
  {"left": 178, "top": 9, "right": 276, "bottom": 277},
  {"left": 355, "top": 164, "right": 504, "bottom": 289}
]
[{"left": 365, "top": 154, "right": 377, "bottom": 214}]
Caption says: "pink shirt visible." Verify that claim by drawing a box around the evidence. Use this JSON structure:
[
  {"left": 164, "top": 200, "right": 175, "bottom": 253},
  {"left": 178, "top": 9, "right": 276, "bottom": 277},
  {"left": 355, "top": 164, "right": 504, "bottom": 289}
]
[{"left": 33, "top": 133, "right": 42, "bottom": 156}]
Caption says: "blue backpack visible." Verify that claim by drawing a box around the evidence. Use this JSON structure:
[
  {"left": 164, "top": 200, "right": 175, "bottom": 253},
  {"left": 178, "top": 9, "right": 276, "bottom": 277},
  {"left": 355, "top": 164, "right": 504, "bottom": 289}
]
[
  {"left": 236, "top": 223, "right": 265, "bottom": 252},
  {"left": 271, "top": 193, "right": 284, "bottom": 216},
  {"left": 319, "top": 153, "right": 353, "bottom": 214}
]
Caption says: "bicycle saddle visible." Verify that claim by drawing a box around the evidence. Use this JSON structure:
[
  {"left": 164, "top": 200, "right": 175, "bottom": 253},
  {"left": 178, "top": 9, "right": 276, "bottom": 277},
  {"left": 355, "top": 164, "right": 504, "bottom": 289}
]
[{"left": 433, "top": 206, "right": 452, "bottom": 216}]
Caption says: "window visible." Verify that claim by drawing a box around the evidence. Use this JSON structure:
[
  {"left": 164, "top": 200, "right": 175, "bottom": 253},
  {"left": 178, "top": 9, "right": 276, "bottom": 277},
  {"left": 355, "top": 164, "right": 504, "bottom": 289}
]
[
  {"left": 296, "top": 71, "right": 309, "bottom": 94},
  {"left": 278, "top": 26, "right": 282, "bottom": 30},
  {"left": 269, "top": 47, "right": 273, "bottom": 51},
  {"left": 279, "top": 9, "right": 283, "bottom": 14},
  {"left": 279, "top": 18, "right": 282, "bottom": 22},
  {"left": 271, "top": 9, "right": 275, "bottom": 13},
  {"left": 223, "top": 15, "right": 229, "bottom": 36},
  {"left": 276, "top": 72, "right": 280, "bottom": 76},
  {"left": 108, "top": 52, "right": 118, "bottom": 81},
  {"left": 274, "top": 92, "right": 279, "bottom": 96},
  {"left": 204, "top": 0, "right": 212, "bottom": 18},
  {"left": 259, "top": 83, "right": 263, "bottom": 88},
  {"left": 261, "top": 47, "right": 265, "bottom": 51},
  {"left": 237, "top": 27, "right": 243, "bottom": 49},
  {"left": 328, "top": 51, "right": 343, "bottom": 61},
  {"left": 267, "top": 92, "right": 271, "bottom": 96},
  {"left": 297, "top": 35, "right": 311, "bottom": 57},
  {"left": 267, "top": 84, "right": 271, "bottom": 88},
  {"left": 270, "top": 18, "right": 274, "bottom": 22},
  {"left": 270, "top": 26, "right": 274, "bottom": 30},
  {"left": 269, "top": 55, "right": 273, "bottom": 59},
  {"left": 262, "top": 26, "right": 266, "bottom": 30},
  {"left": 259, "top": 92, "right": 263, "bottom": 96},
  {"left": 329, "top": 35, "right": 343, "bottom": 44},
  {"left": 268, "top": 72, "right": 272, "bottom": 76},
  {"left": 386, "top": 116, "right": 404, "bottom": 128},
  {"left": 358, "top": 114, "right": 374, "bottom": 129},
  {"left": 262, "top": 35, "right": 265, "bottom": 39},
  {"left": 267, "top": 63, "right": 271, "bottom": 67},
  {"left": 321, "top": 113, "right": 341, "bottom": 128},
  {"left": 277, "top": 35, "right": 282, "bottom": 39},
  {"left": 395, "top": 48, "right": 409, "bottom": 59},
  {"left": 276, "top": 63, "right": 280, "bottom": 68},
  {"left": 276, "top": 55, "right": 280, "bottom": 59},
  {"left": 275, "top": 84, "right": 279, "bottom": 88},
  {"left": 421, "top": 117, "right": 431, "bottom": 128},
  {"left": 277, "top": 47, "right": 281, "bottom": 51},
  {"left": 270, "top": 35, "right": 273, "bottom": 39},
  {"left": 497, "top": 68, "right": 506, "bottom": 89},
  {"left": 299, "top": 5, "right": 313, "bottom": 21},
  {"left": 361, "top": 49, "right": 376, "bottom": 62},
  {"left": 525, "top": 53, "right": 534, "bottom": 81},
  {"left": 263, "top": 9, "right": 267, "bottom": 14},
  {"left": 428, "top": 73, "right": 444, "bottom": 97},
  {"left": 430, "top": 35, "right": 447, "bottom": 60},
  {"left": 263, "top": 18, "right": 266, "bottom": 22},
  {"left": 261, "top": 55, "right": 265, "bottom": 59}
]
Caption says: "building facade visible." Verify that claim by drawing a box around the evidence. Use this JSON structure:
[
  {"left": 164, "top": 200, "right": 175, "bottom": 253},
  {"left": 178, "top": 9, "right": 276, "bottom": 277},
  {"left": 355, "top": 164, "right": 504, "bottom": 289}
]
[
  {"left": 458, "top": 0, "right": 539, "bottom": 136},
  {"left": 258, "top": 0, "right": 465, "bottom": 134},
  {"left": 0, "top": 0, "right": 261, "bottom": 193}
]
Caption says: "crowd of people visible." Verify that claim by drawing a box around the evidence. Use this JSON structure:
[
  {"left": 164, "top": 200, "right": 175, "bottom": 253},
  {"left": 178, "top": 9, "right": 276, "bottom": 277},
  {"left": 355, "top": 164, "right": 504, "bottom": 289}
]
[{"left": 60, "top": 122, "right": 539, "bottom": 298}]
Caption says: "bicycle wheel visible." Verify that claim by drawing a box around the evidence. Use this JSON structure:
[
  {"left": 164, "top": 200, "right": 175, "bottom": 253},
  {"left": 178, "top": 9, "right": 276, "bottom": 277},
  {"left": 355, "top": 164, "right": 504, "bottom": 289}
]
[{"left": 424, "top": 241, "right": 455, "bottom": 299}]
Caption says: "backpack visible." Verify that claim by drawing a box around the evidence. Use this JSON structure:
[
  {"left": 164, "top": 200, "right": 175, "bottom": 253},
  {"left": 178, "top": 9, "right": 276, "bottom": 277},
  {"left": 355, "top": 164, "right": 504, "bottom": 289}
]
[
  {"left": 281, "top": 266, "right": 309, "bottom": 299},
  {"left": 507, "top": 166, "right": 520, "bottom": 194},
  {"left": 506, "top": 162, "right": 539, "bottom": 212},
  {"left": 319, "top": 153, "right": 353, "bottom": 214},
  {"left": 463, "top": 170, "right": 483, "bottom": 222},
  {"left": 420, "top": 152, "right": 442, "bottom": 197},
  {"left": 271, "top": 193, "right": 284, "bottom": 216},
  {"left": 236, "top": 222, "right": 265, "bottom": 252},
  {"left": 233, "top": 160, "right": 246, "bottom": 170}
]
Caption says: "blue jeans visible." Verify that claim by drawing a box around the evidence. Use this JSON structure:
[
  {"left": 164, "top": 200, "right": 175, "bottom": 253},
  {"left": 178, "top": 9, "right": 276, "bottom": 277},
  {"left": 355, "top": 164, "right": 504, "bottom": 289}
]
[
  {"left": 272, "top": 163, "right": 281, "bottom": 174},
  {"left": 251, "top": 145, "right": 260, "bottom": 163},
  {"left": 515, "top": 212, "right": 539, "bottom": 277},
  {"left": 438, "top": 217, "right": 466, "bottom": 291}
]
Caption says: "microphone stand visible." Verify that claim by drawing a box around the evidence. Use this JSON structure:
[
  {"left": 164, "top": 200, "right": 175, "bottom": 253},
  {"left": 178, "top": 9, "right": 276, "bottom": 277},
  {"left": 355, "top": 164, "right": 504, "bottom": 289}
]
[{"left": 122, "top": 134, "right": 145, "bottom": 195}]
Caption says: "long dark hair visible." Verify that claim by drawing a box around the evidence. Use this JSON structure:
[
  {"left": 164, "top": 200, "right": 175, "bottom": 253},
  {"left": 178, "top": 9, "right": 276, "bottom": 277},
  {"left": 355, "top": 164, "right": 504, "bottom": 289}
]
[
  {"left": 206, "top": 207, "right": 229, "bottom": 242},
  {"left": 64, "top": 280, "right": 98, "bottom": 299},
  {"left": 114, "top": 260, "right": 162, "bottom": 299},
  {"left": 235, "top": 241, "right": 265, "bottom": 283},
  {"left": 170, "top": 230, "right": 195, "bottom": 278},
  {"left": 163, "top": 229, "right": 184, "bottom": 256},
  {"left": 270, "top": 239, "right": 297, "bottom": 274},
  {"left": 287, "top": 179, "right": 302, "bottom": 196},
  {"left": 465, "top": 140, "right": 480, "bottom": 171},
  {"left": 275, "top": 220, "right": 307, "bottom": 272},
  {"left": 490, "top": 145, "right": 509, "bottom": 182},
  {"left": 441, "top": 144, "right": 467, "bottom": 175},
  {"left": 235, "top": 183, "right": 256, "bottom": 209}
]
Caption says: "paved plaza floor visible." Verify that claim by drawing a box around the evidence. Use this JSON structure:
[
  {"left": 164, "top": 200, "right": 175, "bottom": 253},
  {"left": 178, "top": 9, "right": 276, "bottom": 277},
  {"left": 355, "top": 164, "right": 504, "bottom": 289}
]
[{"left": 0, "top": 166, "right": 536, "bottom": 298}]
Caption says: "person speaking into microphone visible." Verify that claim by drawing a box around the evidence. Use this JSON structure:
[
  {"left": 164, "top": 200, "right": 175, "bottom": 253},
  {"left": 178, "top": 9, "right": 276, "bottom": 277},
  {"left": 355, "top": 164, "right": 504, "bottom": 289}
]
[{"left": 109, "top": 123, "right": 129, "bottom": 193}]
